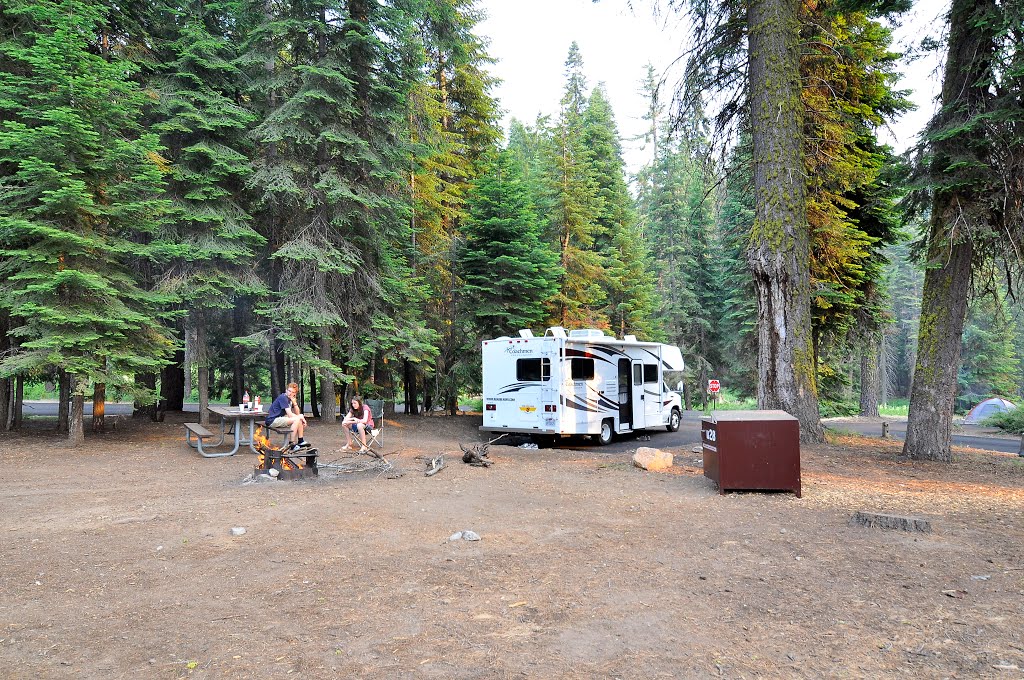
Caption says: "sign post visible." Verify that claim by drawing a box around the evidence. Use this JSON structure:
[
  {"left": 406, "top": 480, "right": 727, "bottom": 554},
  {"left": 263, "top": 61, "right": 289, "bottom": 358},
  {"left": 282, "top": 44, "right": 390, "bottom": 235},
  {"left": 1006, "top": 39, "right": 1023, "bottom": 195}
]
[{"left": 707, "top": 379, "right": 721, "bottom": 410}]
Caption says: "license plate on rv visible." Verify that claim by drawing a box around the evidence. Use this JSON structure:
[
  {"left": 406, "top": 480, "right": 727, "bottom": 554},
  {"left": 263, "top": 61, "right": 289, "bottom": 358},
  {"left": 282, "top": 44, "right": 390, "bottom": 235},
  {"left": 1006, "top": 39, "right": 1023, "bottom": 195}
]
[{"left": 520, "top": 405, "right": 536, "bottom": 413}]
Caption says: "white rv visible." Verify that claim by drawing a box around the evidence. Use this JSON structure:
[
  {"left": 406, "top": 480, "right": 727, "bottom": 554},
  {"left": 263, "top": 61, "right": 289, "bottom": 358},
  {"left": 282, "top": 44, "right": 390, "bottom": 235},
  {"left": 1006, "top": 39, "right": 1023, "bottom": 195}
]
[{"left": 481, "top": 326, "right": 685, "bottom": 445}]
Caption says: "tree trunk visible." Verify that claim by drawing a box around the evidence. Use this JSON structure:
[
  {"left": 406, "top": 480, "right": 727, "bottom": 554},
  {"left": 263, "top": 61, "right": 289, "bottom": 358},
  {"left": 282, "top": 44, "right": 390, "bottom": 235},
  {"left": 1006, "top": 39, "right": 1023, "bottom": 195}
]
[
  {"left": 859, "top": 334, "right": 880, "bottom": 417},
  {"left": 903, "top": 0, "right": 995, "bottom": 462},
  {"left": 698, "top": 363, "right": 708, "bottom": 411},
  {"left": 0, "top": 379, "right": 9, "bottom": 433},
  {"left": 196, "top": 319, "right": 210, "bottom": 427},
  {"left": 232, "top": 298, "right": 246, "bottom": 406},
  {"left": 309, "top": 366, "right": 320, "bottom": 419},
  {"left": 404, "top": 359, "right": 418, "bottom": 415},
  {"left": 0, "top": 311, "right": 9, "bottom": 432},
  {"left": 270, "top": 330, "right": 285, "bottom": 398},
  {"left": 57, "top": 370, "right": 70, "bottom": 433},
  {"left": 161, "top": 349, "right": 185, "bottom": 411},
  {"left": 68, "top": 376, "right": 85, "bottom": 447},
  {"left": 746, "top": 0, "right": 824, "bottom": 442},
  {"left": 880, "top": 332, "right": 890, "bottom": 407},
  {"left": 92, "top": 382, "right": 106, "bottom": 433},
  {"left": 904, "top": 241, "right": 973, "bottom": 461},
  {"left": 13, "top": 375, "right": 24, "bottom": 429},
  {"left": 183, "top": 327, "right": 193, "bottom": 405},
  {"left": 319, "top": 332, "right": 336, "bottom": 422}
]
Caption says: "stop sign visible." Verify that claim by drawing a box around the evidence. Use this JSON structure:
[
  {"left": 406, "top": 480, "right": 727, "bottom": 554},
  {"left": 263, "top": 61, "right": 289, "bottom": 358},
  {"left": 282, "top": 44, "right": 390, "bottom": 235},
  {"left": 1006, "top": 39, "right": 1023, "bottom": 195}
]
[{"left": 708, "top": 379, "right": 721, "bottom": 393}]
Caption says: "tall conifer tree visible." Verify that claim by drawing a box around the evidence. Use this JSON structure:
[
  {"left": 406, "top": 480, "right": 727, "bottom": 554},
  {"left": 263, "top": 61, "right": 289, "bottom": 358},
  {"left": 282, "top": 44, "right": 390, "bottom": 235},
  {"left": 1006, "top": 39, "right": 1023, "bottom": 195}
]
[
  {"left": 548, "top": 42, "right": 605, "bottom": 328},
  {"left": 459, "top": 149, "right": 560, "bottom": 337},
  {"left": 149, "top": 0, "right": 264, "bottom": 424},
  {"left": 583, "top": 85, "right": 660, "bottom": 339},
  {"left": 0, "top": 0, "right": 174, "bottom": 444}
]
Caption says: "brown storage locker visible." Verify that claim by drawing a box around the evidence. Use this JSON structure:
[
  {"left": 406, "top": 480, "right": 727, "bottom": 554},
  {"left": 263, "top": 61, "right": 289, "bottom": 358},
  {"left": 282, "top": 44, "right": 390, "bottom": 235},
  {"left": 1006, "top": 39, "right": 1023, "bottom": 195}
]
[{"left": 701, "top": 410, "right": 801, "bottom": 497}]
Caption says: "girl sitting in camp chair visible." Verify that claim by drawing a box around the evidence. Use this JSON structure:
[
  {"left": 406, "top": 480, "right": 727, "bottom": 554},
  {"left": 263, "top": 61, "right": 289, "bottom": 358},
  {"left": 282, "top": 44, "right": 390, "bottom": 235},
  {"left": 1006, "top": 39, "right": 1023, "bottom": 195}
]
[{"left": 342, "top": 395, "right": 374, "bottom": 452}]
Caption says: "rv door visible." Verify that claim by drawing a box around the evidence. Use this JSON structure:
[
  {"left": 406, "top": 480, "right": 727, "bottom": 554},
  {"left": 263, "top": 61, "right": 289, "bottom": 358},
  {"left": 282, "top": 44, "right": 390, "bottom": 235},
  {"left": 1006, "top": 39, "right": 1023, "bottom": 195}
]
[
  {"left": 631, "top": 361, "right": 645, "bottom": 430},
  {"left": 643, "top": 362, "right": 663, "bottom": 425}
]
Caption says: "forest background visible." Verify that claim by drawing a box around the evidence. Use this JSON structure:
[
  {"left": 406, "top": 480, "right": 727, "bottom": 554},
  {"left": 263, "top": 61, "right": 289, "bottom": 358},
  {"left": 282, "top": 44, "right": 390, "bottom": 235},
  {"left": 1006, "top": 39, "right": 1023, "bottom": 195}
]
[{"left": 0, "top": 0, "right": 1021, "bottom": 447}]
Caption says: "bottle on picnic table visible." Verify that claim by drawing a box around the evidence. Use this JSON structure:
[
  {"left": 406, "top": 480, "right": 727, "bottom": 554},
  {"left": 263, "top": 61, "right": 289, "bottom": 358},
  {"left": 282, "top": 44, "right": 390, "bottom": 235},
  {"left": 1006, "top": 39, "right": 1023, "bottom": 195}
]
[
  {"left": 242, "top": 390, "right": 250, "bottom": 411},
  {"left": 254, "top": 395, "right": 261, "bottom": 411}
]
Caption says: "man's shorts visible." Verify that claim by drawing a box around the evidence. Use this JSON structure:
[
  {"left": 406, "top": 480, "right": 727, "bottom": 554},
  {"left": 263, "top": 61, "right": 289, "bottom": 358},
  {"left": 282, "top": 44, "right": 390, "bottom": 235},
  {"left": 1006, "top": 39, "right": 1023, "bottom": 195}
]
[{"left": 270, "top": 417, "right": 291, "bottom": 428}]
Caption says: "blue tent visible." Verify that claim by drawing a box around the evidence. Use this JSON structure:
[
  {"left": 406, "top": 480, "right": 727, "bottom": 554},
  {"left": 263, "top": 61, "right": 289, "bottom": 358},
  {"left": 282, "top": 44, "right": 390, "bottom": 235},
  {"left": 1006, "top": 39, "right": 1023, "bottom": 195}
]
[{"left": 963, "top": 398, "right": 1016, "bottom": 425}]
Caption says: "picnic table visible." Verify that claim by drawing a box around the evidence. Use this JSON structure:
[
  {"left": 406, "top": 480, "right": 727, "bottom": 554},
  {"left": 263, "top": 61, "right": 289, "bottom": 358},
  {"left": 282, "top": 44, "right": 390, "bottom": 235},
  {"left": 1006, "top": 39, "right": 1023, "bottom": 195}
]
[{"left": 184, "top": 405, "right": 268, "bottom": 458}]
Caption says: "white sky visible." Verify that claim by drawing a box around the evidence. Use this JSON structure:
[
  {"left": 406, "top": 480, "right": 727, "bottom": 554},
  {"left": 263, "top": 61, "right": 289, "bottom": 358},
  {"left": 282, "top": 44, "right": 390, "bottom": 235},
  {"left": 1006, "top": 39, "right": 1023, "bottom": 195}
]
[{"left": 476, "top": 0, "right": 949, "bottom": 174}]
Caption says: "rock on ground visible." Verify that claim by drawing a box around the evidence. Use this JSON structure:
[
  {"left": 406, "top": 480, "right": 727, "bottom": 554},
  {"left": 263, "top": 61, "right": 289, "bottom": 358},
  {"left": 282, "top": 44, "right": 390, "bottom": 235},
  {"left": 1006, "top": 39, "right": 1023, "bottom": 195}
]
[{"left": 633, "top": 447, "right": 673, "bottom": 472}]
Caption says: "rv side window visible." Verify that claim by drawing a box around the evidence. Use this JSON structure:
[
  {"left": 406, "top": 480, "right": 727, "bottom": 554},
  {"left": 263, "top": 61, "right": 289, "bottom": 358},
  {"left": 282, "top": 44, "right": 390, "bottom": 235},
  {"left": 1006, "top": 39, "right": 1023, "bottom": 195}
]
[
  {"left": 516, "top": 358, "right": 550, "bottom": 382},
  {"left": 633, "top": 365, "right": 643, "bottom": 385},
  {"left": 643, "top": 364, "right": 659, "bottom": 383},
  {"left": 571, "top": 358, "right": 595, "bottom": 380}
]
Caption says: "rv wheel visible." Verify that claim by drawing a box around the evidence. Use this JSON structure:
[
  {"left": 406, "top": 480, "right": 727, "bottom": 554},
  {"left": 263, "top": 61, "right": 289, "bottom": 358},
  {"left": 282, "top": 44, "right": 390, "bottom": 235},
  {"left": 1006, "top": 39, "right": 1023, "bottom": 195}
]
[
  {"left": 667, "top": 408, "right": 681, "bottom": 432},
  {"left": 597, "top": 419, "right": 614, "bottom": 446}
]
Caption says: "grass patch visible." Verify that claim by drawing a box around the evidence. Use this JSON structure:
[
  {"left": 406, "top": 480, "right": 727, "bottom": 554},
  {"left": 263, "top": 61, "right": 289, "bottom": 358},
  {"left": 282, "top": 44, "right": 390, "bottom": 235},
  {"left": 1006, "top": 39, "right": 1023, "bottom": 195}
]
[{"left": 879, "top": 400, "right": 909, "bottom": 417}]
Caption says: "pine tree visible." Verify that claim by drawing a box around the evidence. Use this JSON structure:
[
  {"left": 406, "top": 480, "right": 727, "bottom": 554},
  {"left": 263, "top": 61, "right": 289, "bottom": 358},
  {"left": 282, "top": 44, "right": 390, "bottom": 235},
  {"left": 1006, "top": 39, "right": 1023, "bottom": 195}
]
[
  {"left": 548, "top": 42, "right": 605, "bottom": 329},
  {"left": 583, "top": 85, "right": 660, "bottom": 340},
  {"left": 407, "top": 0, "right": 501, "bottom": 414},
  {"left": 459, "top": 149, "right": 560, "bottom": 337},
  {"left": 959, "top": 281, "right": 1021, "bottom": 400},
  {"left": 637, "top": 100, "right": 726, "bottom": 404},
  {"left": 149, "top": 0, "right": 264, "bottom": 425},
  {"left": 0, "top": 0, "right": 174, "bottom": 444},
  {"left": 238, "top": 0, "right": 422, "bottom": 416},
  {"left": 904, "top": 0, "right": 1024, "bottom": 461}
]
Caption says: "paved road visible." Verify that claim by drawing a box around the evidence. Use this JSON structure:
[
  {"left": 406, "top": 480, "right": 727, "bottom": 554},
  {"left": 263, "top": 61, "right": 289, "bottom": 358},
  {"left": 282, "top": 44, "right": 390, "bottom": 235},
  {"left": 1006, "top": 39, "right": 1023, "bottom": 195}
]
[
  {"left": 24, "top": 401, "right": 193, "bottom": 416},
  {"left": 25, "top": 403, "right": 1022, "bottom": 455},
  {"left": 822, "top": 419, "right": 1023, "bottom": 455},
  {"left": 521, "top": 411, "right": 1022, "bottom": 456}
]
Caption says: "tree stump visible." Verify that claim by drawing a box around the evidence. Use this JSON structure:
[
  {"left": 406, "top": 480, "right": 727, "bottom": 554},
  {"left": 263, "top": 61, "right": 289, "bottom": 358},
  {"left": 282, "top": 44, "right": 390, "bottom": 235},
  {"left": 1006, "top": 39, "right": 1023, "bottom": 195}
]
[{"left": 849, "top": 511, "right": 931, "bottom": 532}]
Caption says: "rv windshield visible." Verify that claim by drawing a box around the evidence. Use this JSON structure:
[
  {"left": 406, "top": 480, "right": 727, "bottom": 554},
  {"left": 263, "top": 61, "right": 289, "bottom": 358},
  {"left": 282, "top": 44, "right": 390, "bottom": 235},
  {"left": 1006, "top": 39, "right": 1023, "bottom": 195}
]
[{"left": 664, "top": 370, "right": 685, "bottom": 393}]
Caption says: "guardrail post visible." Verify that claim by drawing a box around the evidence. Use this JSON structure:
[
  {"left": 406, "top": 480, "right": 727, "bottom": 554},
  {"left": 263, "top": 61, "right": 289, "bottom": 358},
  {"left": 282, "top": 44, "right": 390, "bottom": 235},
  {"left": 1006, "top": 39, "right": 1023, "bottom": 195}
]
[{"left": 881, "top": 421, "right": 889, "bottom": 439}]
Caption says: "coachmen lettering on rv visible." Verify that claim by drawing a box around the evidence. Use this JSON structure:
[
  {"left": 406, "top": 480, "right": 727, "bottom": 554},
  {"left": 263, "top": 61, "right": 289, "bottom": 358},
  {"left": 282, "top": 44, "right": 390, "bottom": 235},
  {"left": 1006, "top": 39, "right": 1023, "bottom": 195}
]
[{"left": 481, "top": 327, "right": 685, "bottom": 445}]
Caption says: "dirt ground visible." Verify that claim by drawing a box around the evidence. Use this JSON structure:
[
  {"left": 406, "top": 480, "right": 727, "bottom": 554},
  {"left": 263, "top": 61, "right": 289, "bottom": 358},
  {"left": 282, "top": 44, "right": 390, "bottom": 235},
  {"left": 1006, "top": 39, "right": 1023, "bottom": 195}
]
[{"left": 2, "top": 412, "right": 1023, "bottom": 679}]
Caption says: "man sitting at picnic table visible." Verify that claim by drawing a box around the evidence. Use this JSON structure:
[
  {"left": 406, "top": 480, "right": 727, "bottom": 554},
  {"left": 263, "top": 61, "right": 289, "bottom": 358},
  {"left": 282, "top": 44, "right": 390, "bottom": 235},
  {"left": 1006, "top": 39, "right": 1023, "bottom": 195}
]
[{"left": 265, "top": 382, "right": 310, "bottom": 452}]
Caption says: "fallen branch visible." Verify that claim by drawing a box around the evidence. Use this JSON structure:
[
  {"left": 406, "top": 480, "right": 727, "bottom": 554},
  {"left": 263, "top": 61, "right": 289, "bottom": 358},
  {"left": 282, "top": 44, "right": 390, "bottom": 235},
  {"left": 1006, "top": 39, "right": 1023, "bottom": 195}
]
[{"left": 425, "top": 454, "right": 445, "bottom": 477}]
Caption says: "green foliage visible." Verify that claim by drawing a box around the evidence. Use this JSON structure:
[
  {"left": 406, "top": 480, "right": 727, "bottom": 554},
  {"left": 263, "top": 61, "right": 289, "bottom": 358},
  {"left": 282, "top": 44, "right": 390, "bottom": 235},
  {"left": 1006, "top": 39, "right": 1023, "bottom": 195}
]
[
  {"left": 583, "top": 85, "right": 660, "bottom": 340},
  {"left": 459, "top": 149, "right": 560, "bottom": 336},
  {"left": 982, "top": 406, "right": 1024, "bottom": 435},
  {"left": 713, "top": 135, "right": 758, "bottom": 397},
  {"left": 149, "top": 0, "right": 263, "bottom": 306},
  {"left": 800, "top": 2, "right": 909, "bottom": 350},
  {"left": 546, "top": 42, "right": 606, "bottom": 328},
  {"left": 0, "top": 0, "right": 174, "bottom": 400},
  {"left": 407, "top": 0, "right": 502, "bottom": 410},
  {"left": 819, "top": 399, "right": 860, "bottom": 418},
  {"left": 958, "top": 285, "right": 1022, "bottom": 398}
]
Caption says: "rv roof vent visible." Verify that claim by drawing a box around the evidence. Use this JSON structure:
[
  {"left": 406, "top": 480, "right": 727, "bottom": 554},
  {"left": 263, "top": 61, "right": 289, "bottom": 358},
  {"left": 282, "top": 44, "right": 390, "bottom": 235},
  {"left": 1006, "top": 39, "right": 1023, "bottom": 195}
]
[
  {"left": 545, "top": 326, "right": 567, "bottom": 338},
  {"left": 623, "top": 335, "right": 637, "bottom": 342},
  {"left": 519, "top": 329, "right": 534, "bottom": 338},
  {"left": 568, "top": 328, "right": 605, "bottom": 338}
]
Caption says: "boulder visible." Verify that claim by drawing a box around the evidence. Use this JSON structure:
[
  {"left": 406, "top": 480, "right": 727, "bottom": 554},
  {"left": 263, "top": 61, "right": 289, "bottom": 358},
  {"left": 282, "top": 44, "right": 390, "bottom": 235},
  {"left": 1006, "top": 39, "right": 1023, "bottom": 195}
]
[{"left": 633, "top": 447, "right": 673, "bottom": 472}]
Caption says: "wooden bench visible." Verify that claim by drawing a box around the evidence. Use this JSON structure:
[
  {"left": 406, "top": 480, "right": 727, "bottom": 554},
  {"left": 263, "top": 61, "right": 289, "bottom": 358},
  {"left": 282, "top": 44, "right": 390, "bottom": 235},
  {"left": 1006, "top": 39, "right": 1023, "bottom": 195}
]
[
  {"left": 184, "top": 422, "right": 215, "bottom": 450},
  {"left": 268, "top": 424, "right": 292, "bottom": 447}
]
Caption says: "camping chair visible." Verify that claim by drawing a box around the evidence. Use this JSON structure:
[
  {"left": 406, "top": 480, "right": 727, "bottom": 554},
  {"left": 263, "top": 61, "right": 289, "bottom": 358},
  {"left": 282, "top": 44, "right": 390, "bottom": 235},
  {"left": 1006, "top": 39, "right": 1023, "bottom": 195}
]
[{"left": 364, "top": 399, "right": 385, "bottom": 452}]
